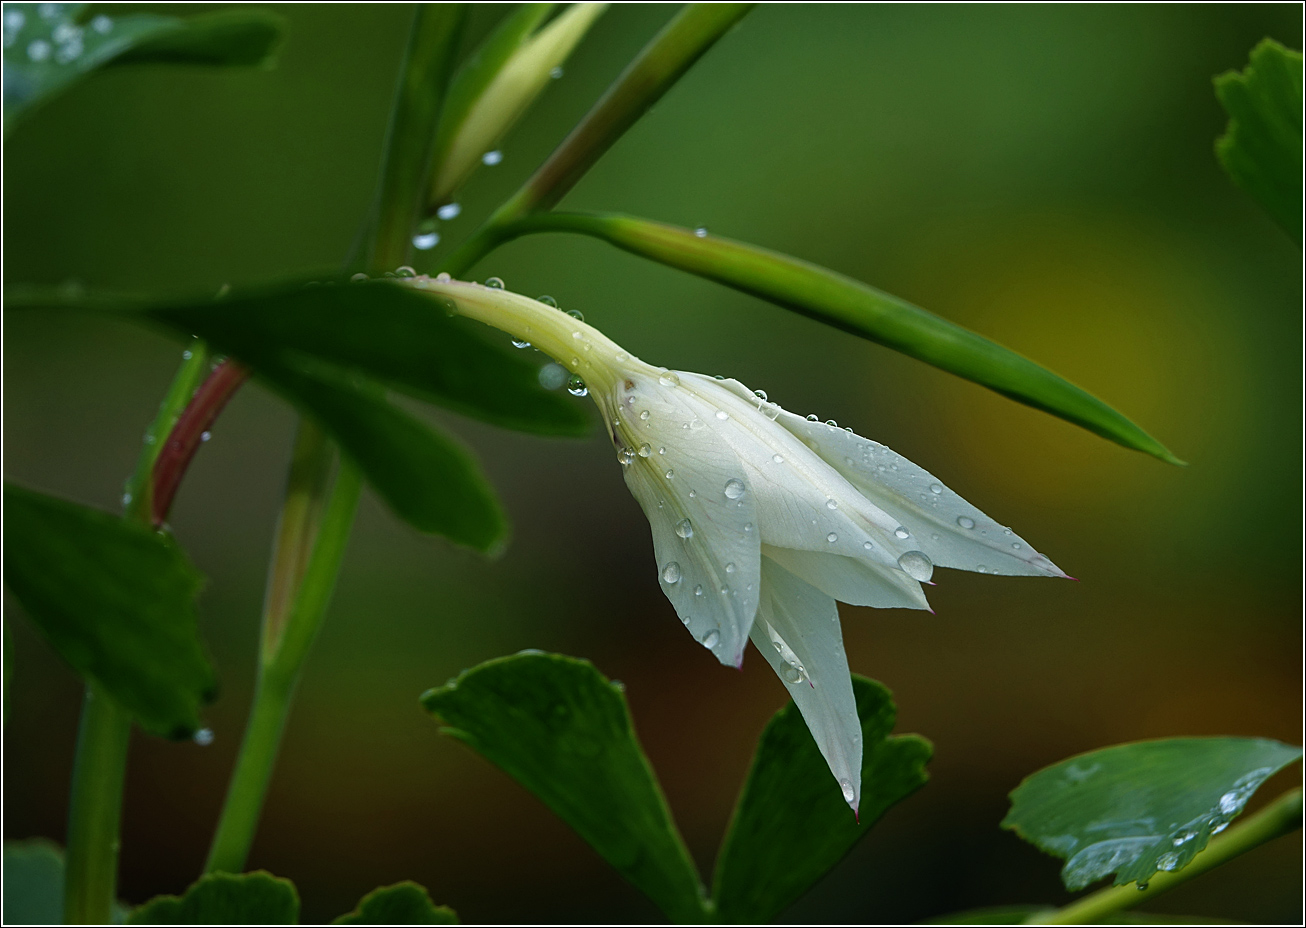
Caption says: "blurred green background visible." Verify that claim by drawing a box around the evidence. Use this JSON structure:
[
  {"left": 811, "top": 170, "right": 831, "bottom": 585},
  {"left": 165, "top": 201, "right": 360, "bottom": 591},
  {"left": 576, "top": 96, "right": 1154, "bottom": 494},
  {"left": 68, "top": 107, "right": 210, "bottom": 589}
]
[{"left": 4, "top": 3, "right": 1302, "bottom": 923}]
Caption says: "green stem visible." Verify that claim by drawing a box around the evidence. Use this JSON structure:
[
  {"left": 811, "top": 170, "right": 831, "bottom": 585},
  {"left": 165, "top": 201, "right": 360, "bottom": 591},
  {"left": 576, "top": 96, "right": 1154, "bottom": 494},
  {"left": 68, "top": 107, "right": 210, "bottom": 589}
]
[
  {"left": 1027, "top": 788, "right": 1304, "bottom": 925},
  {"left": 204, "top": 424, "right": 362, "bottom": 874},
  {"left": 62, "top": 342, "right": 211, "bottom": 924},
  {"left": 62, "top": 688, "right": 132, "bottom": 924}
]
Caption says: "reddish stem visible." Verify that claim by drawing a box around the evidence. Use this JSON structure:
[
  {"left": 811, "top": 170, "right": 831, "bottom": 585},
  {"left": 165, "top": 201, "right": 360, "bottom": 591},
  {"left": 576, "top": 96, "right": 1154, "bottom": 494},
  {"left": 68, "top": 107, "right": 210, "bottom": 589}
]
[{"left": 150, "top": 359, "right": 250, "bottom": 526}]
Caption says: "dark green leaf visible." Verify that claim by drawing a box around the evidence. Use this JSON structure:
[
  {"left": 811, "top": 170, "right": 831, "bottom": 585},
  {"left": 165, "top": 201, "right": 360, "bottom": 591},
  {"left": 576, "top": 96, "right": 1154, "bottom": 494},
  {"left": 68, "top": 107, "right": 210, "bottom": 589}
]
[
  {"left": 128, "top": 871, "right": 299, "bottom": 925},
  {"left": 1001, "top": 737, "right": 1303, "bottom": 891},
  {"left": 3, "top": 4, "right": 284, "bottom": 133},
  {"left": 712, "top": 676, "right": 932, "bottom": 923},
  {"left": 332, "top": 882, "right": 458, "bottom": 925},
  {"left": 1215, "top": 39, "right": 1304, "bottom": 243},
  {"left": 3, "top": 483, "right": 215, "bottom": 739},
  {"left": 421, "top": 652, "right": 707, "bottom": 923},
  {"left": 3, "top": 839, "right": 65, "bottom": 925},
  {"left": 509, "top": 212, "right": 1184, "bottom": 465}
]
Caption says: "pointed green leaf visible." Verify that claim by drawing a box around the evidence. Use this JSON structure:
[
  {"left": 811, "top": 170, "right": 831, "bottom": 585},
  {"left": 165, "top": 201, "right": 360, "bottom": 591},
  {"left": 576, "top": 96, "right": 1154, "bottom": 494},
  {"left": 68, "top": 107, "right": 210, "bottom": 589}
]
[
  {"left": 508, "top": 211, "right": 1184, "bottom": 465},
  {"left": 333, "top": 882, "right": 458, "bottom": 925},
  {"left": 3, "top": 4, "right": 284, "bottom": 134},
  {"left": 1215, "top": 39, "right": 1304, "bottom": 243},
  {"left": 1001, "top": 737, "right": 1303, "bottom": 891},
  {"left": 712, "top": 675, "right": 932, "bottom": 924},
  {"left": 3, "top": 483, "right": 215, "bottom": 739},
  {"left": 128, "top": 871, "right": 299, "bottom": 925},
  {"left": 420, "top": 652, "right": 707, "bottom": 922}
]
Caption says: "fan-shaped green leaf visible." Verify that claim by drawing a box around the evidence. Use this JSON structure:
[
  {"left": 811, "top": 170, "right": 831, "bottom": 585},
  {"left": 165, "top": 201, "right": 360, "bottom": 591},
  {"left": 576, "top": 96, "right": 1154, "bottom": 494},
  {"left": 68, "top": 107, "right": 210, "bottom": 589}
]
[
  {"left": 128, "top": 871, "right": 299, "bottom": 925},
  {"left": 333, "top": 882, "right": 457, "bottom": 925}
]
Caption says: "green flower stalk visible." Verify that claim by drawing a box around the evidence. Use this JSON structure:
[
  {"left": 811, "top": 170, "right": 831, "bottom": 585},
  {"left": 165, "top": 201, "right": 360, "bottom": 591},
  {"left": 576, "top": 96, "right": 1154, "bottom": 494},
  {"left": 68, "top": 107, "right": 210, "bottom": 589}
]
[{"left": 403, "top": 274, "right": 1071, "bottom": 813}]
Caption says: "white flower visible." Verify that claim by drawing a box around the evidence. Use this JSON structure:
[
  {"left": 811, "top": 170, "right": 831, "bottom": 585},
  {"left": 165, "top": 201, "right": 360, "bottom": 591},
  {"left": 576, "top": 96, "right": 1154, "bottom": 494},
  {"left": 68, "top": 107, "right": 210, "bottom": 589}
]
[{"left": 408, "top": 277, "right": 1068, "bottom": 812}]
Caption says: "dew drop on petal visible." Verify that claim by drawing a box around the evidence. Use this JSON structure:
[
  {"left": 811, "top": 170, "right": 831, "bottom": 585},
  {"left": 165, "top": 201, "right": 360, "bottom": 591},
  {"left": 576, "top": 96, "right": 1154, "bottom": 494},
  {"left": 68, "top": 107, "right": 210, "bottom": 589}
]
[
  {"left": 840, "top": 779, "right": 855, "bottom": 803},
  {"left": 897, "top": 551, "right": 933, "bottom": 581},
  {"left": 511, "top": 337, "right": 531, "bottom": 349},
  {"left": 825, "top": 419, "right": 838, "bottom": 427},
  {"left": 772, "top": 454, "right": 784, "bottom": 463},
  {"left": 350, "top": 272, "right": 369, "bottom": 282},
  {"left": 977, "top": 565, "right": 988, "bottom": 573},
  {"left": 716, "top": 410, "right": 729, "bottom": 420},
  {"left": 723, "top": 478, "right": 745, "bottom": 499},
  {"left": 806, "top": 414, "right": 819, "bottom": 421},
  {"left": 639, "top": 410, "right": 650, "bottom": 420},
  {"left": 664, "top": 468, "right": 674, "bottom": 479},
  {"left": 567, "top": 309, "right": 585, "bottom": 321},
  {"left": 637, "top": 443, "right": 652, "bottom": 458},
  {"left": 482, "top": 149, "right": 503, "bottom": 165},
  {"left": 617, "top": 448, "right": 635, "bottom": 465},
  {"left": 437, "top": 203, "right": 462, "bottom": 220},
  {"left": 754, "top": 389, "right": 768, "bottom": 401},
  {"left": 675, "top": 518, "right": 693, "bottom": 539},
  {"left": 659, "top": 370, "right": 680, "bottom": 387},
  {"left": 863, "top": 540, "right": 874, "bottom": 550},
  {"left": 694, "top": 227, "right": 708, "bottom": 237},
  {"left": 694, "top": 584, "right": 703, "bottom": 597},
  {"left": 662, "top": 562, "right": 682, "bottom": 584},
  {"left": 537, "top": 294, "right": 558, "bottom": 307},
  {"left": 826, "top": 498, "right": 838, "bottom": 510},
  {"left": 957, "top": 516, "right": 976, "bottom": 530},
  {"left": 702, "top": 629, "right": 720, "bottom": 648},
  {"left": 930, "top": 483, "right": 943, "bottom": 494},
  {"left": 413, "top": 230, "right": 440, "bottom": 250},
  {"left": 688, "top": 489, "right": 697, "bottom": 498},
  {"left": 744, "top": 523, "right": 753, "bottom": 533},
  {"left": 894, "top": 526, "right": 910, "bottom": 539},
  {"left": 725, "top": 562, "right": 736, "bottom": 574},
  {"left": 567, "top": 375, "right": 588, "bottom": 396},
  {"left": 485, "top": 276, "right": 504, "bottom": 288},
  {"left": 782, "top": 664, "right": 802, "bottom": 684},
  {"left": 827, "top": 532, "right": 838, "bottom": 543}
]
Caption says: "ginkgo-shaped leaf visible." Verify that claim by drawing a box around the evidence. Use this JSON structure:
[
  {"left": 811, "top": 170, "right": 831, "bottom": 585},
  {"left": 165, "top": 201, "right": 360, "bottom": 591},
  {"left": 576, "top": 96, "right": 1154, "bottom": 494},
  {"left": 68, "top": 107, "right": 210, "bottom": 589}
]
[
  {"left": 333, "top": 882, "right": 457, "bottom": 925},
  {"left": 128, "top": 871, "right": 299, "bottom": 925},
  {"left": 1002, "top": 737, "right": 1303, "bottom": 891}
]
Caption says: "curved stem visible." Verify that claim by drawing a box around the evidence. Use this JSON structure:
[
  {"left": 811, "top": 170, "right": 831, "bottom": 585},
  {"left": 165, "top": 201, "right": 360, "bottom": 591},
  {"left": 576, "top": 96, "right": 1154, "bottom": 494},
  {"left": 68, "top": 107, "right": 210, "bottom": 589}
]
[{"left": 1027, "top": 788, "right": 1304, "bottom": 925}]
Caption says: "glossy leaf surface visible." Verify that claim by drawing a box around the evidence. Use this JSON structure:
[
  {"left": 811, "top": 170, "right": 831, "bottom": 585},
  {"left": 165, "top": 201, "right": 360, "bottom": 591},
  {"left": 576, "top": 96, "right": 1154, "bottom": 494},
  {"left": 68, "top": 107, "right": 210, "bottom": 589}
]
[
  {"left": 1001, "top": 737, "right": 1302, "bottom": 890},
  {"left": 421, "top": 652, "right": 706, "bottom": 922},
  {"left": 3, "top": 483, "right": 215, "bottom": 738}
]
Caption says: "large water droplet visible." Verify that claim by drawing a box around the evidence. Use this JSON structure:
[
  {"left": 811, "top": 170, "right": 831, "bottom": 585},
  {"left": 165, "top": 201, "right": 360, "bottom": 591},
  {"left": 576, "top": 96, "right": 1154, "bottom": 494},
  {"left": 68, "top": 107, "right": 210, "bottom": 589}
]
[
  {"left": 701, "top": 629, "right": 720, "bottom": 648},
  {"left": 715, "top": 409, "right": 729, "bottom": 420},
  {"left": 675, "top": 519, "right": 693, "bottom": 539},
  {"left": 662, "top": 562, "right": 682, "bottom": 584},
  {"left": 638, "top": 409, "right": 650, "bottom": 421},
  {"left": 957, "top": 516, "right": 976, "bottom": 530},
  {"left": 537, "top": 294, "right": 558, "bottom": 307},
  {"left": 485, "top": 276, "right": 504, "bottom": 288},
  {"left": 772, "top": 454, "right": 784, "bottom": 463},
  {"left": 894, "top": 526, "right": 910, "bottom": 539},
  {"left": 825, "top": 419, "right": 838, "bottom": 428},
  {"left": 617, "top": 448, "right": 635, "bottom": 466},
  {"left": 863, "top": 540, "right": 874, "bottom": 550},
  {"left": 511, "top": 337, "right": 531, "bottom": 349},
  {"left": 754, "top": 389, "right": 768, "bottom": 402},
  {"left": 482, "top": 149, "right": 503, "bottom": 165},
  {"left": 567, "top": 375, "right": 588, "bottom": 397},
  {"left": 827, "top": 532, "right": 838, "bottom": 543},
  {"left": 659, "top": 370, "right": 680, "bottom": 387},
  {"left": 723, "top": 478, "right": 745, "bottom": 499},
  {"left": 826, "top": 498, "right": 838, "bottom": 510},
  {"left": 413, "top": 230, "right": 440, "bottom": 250},
  {"left": 437, "top": 202, "right": 461, "bottom": 220},
  {"left": 840, "top": 779, "right": 855, "bottom": 803},
  {"left": 637, "top": 443, "right": 652, "bottom": 458},
  {"left": 395, "top": 265, "right": 416, "bottom": 278},
  {"left": 782, "top": 664, "right": 802, "bottom": 684},
  {"left": 350, "top": 272, "right": 369, "bottom": 283},
  {"left": 897, "top": 551, "right": 933, "bottom": 582},
  {"left": 930, "top": 483, "right": 943, "bottom": 495}
]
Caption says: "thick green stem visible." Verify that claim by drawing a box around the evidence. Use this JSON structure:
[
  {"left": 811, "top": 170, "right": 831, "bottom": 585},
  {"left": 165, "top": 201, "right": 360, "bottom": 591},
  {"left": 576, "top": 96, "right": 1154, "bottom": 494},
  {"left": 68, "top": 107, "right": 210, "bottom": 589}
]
[
  {"left": 62, "top": 342, "right": 211, "bottom": 923},
  {"left": 205, "top": 427, "right": 362, "bottom": 874},
  {"left": 62, "top": 689, "right": 132, "bottom": 924},
  {"left": 1027, "top": 788, "right": 1304, "bottom": 925}
]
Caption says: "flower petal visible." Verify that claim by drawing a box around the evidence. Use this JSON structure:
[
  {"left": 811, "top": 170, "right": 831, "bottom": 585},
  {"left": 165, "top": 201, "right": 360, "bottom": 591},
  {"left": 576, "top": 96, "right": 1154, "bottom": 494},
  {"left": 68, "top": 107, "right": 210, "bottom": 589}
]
[
  {"left": 771, "top": 408, "right": 1067, "bottom": 578},
  {"left": 763, "top": 544, "right": 930, "bottom": 611},
  {"left": 617, "top": 371, "right": 762, "bottom": 667},
  {"left": 751, "top": 555, "right": 862, "bottom": 812}
]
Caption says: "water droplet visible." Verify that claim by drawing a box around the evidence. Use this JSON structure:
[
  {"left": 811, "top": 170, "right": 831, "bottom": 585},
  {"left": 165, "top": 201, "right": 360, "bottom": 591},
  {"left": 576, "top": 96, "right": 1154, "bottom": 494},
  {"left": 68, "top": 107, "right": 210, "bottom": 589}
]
[
  {"left": 782, "top": 664, "right": 802, "bottom": 684},
  {"left": 550, "top": 65, "right": 564, "bottom": 79},
  {"left": 702, "top": 629, "right": 720, "bottom": 648},
  {"left": 754, "top": 389, "right": 768, "bottom": 401},
  {"left": 413, "top": 230, "right": 440, "bottom": 250},
  {"left": 694, "top": 227, "right": 708, "bottom": 237},
  {"left": 485, "top": 276, "right": 504, "bottom": 288},
  {"left": 200, "top": 431, "right": 212, "bottom": 443},
  {"left": 636, "top": 410, "right": 650, "bottom": 423},
  {"left": 723, "top": 478, "right": 745, "bottom": 499},
  {"left": 863, "top": 540, "right": 874, "bottom": 550},
  {"left": 92, "top": 15, "right": 113, "bottom": 33},
  {"left": 725, "top": 562, "right": 736, "bottom": 574},
  {"left": 566, "top": 309, "right": 585, "bottom": 321},
  {"left": 482, "top": 149, "right": 503, "bottom": 165},
  {"left": 675, "top": 518, "right": 693, "bottom": 539},
  {"left": 897, "top": 551, "right": 933, "bottom": 582},
  {"left": 567, "top": 375, "right": 588, "bottom": 397},
  {"left": 840, "top": 779, "right": 855, "bottom": 803},
  {"left": 1218, "top": 792, "right": 1241, "bottom": 815},
  {"left": 181, "top": 349, "right": 193, "bottom": 360},
  {"left": 437, "top": 202, "right": 461, "bottom": 220},
  {"left": 511, "top": 337, "right": 531, "bottom": 349},
  {"left": 694, "top": 584, "right": 703, "bottom": 597},
  {"left": 395, "top": 265, "right": 416, "bottom": 278},
  {"left": 977, "top": 565, "right": 987, "bottom": 573},
  {"left": 825, "top": 419, "right": 838, "bottom": 427},
  {"left": 637, "top": 443, "right": 652, "bottom": 458},
  {"left": 957, "top": 516, "right": 976, "bottom": 530},
  {"left": 1212, "top": 822, "right": 1229, "bottom": 834},
  {"left": 825, "top": 498, "right": 838, "bottom": 510},
  {"left": 1156, "top": 851, "right": 1180, "bottom": 871},
  {"left": 715, "top": 410, "right": 729, "bottom": 420},
  {"left": 538, "top": 362, "right": 567, "bottom": 390},
  {"left": 894, "top": 526, "right": 910, "bottom": 539},
  {"left": 350, "top": 272, "right": 369, "bottom": 282},
  {"left": 658, "top": 447, "right": 666, "bottom": 455},
  {"left": 121, "top": 492, "right": 133, "bottom": 506},
  {"left": 659, "top": 370, "right": 680, "bottom": 387},
  {"left": 929, "top": 483, "right": 943, "bottom": 494},
  {"left": 772, "top": 454, "right": 784, "bottom": 463},
  {"left": 435, "top": 272, "right": 451, "bottom": 282},
  {"left": 537, "top": 294, "right": 558, "bottom": 307},
  {"left": 1011, "top": 542, "right": 1022, "bottom": 550},
  {"left": 193, "top": 728, "right": 214, "bottom": 746},
  {"left": 744, "top": 522, "right": 753, "bottom": 533},
  {"left": 827, "top": 532, "right": 838, "bottom": 543},
  {"left": 1137, "top": 882, "right": 1149, "bottom": 892},
  {"left": 689, "top": 417, "right": 705, "bottom": 430},
  {"left": 143, "top": 433, "right": 156, "bottom": 445},
  {"left": 688, "top": 489, "right": 697, "bottom": 498},
  {"left": 28, "top": 39, "right": 50, "bottom": 61},
  {"left": 662, "top": 561, "right": 682, "bottom": 584}
]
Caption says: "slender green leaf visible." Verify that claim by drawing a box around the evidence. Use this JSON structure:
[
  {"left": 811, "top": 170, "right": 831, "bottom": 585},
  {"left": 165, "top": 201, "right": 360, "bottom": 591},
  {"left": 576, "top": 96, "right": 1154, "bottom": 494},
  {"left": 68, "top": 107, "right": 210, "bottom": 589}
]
[
  {"left": 925, "top": 906, "right": 1239, "bottom": 925},
  {"left": 3, "top": 839, "right": 65, "bottom": 926},
  {"left": 1215, "top": 39, "right": 1304, "bottom": 243},
  {"left": 333, "top": 882, "right": 458, "bottom": 925},
  {"left": 421, "top": 652, "right": 707, "bottom": 922},
  {"left": 3, "top": 483, "right": 215, "bottom": 739},
  {"left": 128, "top": 871, "right": 299, "bottom": 925},
  {"left": 510, "top": 211, "right": 1184, "bottom": 465},
  {"left": 713, "top": 676, "right": 932, "bottom": 924},
  {"left": 3, "top": 3, "right": 284, "bottom": 133},
  {"left": 428, "top": 3, "right": 607, "bottom": 207},
  {"left": 1001, "top": 737, "right": 1303, "bottom": 891}
]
